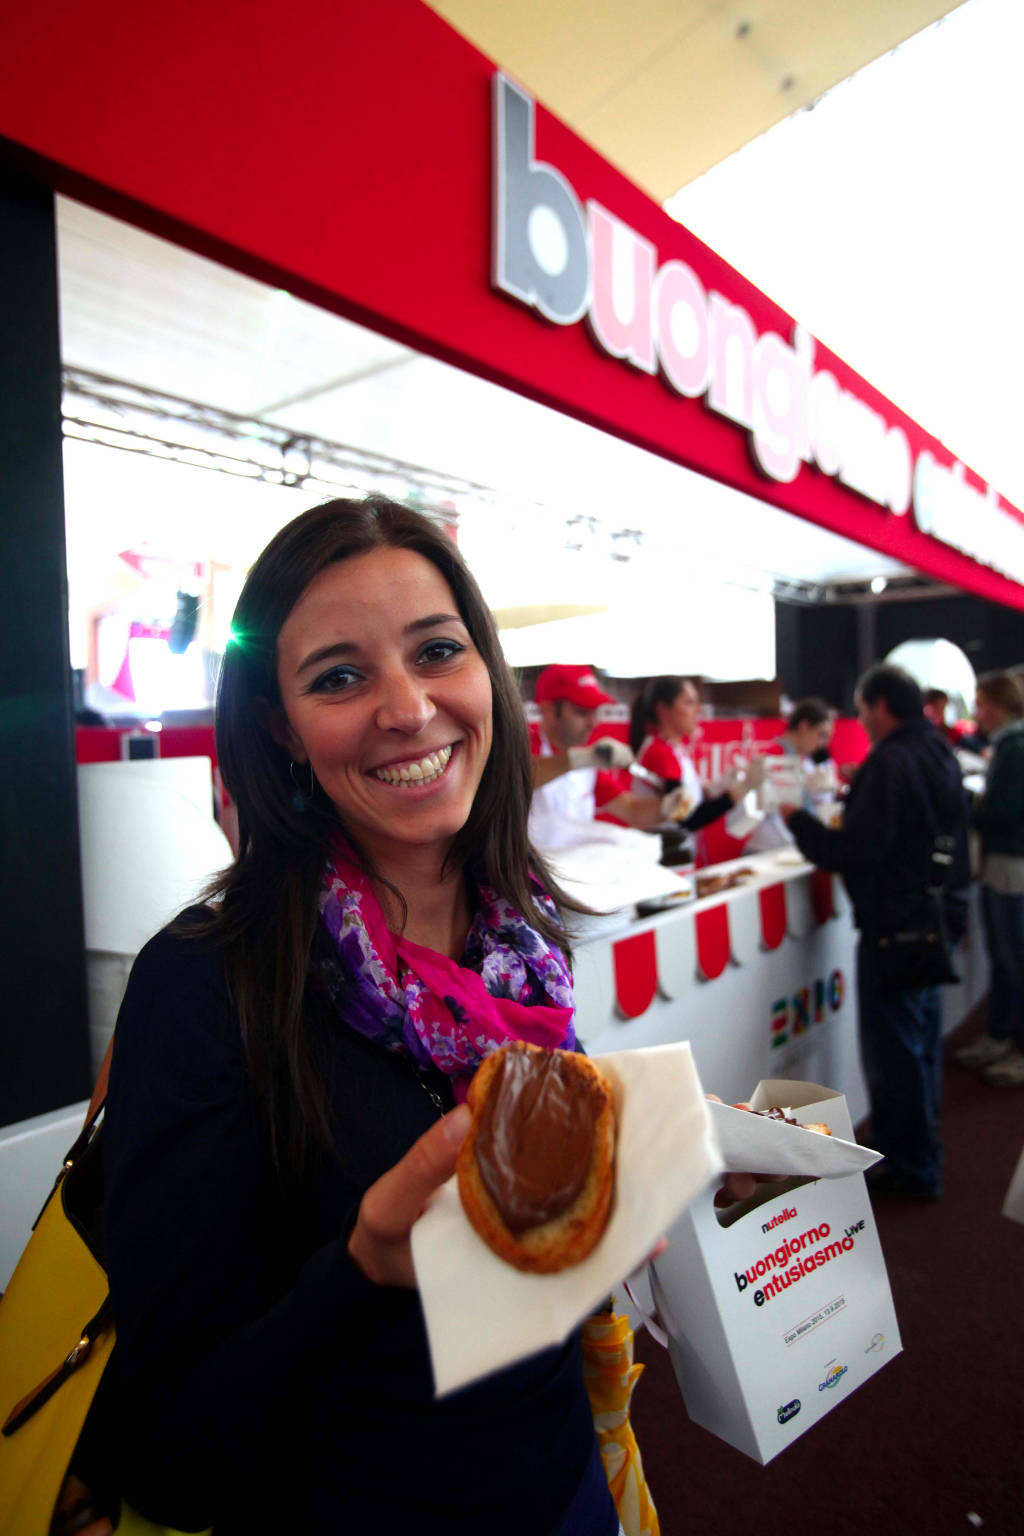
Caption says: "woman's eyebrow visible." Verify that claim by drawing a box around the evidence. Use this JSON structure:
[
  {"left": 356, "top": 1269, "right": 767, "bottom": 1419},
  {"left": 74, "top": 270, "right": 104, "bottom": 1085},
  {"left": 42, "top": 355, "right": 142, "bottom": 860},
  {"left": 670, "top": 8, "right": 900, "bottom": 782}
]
[
  {"left": 295, "top": 614, "right": 464, "bottom": 674},
  {"left": 404, "top": 612, "right": 463, "bottom": 635},
  {"left": 295, "top": 641, "right": 357, "bottom": 674}
]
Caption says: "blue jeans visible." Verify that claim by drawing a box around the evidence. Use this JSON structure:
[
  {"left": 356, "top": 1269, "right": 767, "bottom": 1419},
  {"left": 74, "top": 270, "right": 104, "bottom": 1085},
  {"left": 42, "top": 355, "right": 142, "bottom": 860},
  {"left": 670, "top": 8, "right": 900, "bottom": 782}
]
[
  {"left": 856, "top": 939, "right": 943, "bottom": 1191},
  {"left": 980, "top": 884, "right": 1024, "bottom": 1050}
]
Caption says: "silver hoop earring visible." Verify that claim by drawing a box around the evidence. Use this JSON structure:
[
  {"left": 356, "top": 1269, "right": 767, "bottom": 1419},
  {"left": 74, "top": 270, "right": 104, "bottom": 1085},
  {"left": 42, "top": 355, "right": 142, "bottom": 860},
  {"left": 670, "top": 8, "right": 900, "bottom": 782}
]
[{"left": 289, "top": 759, "right": 315, "bottom": 811}]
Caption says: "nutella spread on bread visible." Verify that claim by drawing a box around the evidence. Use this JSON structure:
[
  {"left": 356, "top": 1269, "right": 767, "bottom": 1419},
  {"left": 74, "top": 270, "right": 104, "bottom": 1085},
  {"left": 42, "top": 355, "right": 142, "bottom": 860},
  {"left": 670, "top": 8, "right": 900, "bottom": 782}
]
[
  {"left": 474, "top": 1046, "right": 606, "bottom": 1234},
  {"left": 457, "top": 1042, "right": 616, "bottom": 1272}
]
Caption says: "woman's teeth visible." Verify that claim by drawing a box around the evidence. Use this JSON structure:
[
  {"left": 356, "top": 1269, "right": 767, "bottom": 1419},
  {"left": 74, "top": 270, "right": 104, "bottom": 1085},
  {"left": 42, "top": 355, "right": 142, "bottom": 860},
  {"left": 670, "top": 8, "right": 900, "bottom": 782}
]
[{"left": 372, "top": 745, "right": 453, "bottom": 786}]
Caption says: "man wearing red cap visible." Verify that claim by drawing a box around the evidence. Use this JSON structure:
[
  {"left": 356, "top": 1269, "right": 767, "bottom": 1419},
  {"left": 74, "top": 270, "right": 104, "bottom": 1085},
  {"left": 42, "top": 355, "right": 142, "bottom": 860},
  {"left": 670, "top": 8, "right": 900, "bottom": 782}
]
[{"left": 529, "top": 664, "right": 682, "bottom": 849}]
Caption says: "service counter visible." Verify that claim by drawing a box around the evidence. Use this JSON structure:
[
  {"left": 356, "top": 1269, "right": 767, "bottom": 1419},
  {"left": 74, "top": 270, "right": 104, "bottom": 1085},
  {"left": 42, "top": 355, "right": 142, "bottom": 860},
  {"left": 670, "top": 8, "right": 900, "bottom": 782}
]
[
  {"left": 0, "top": 848, "right": 990, "bottom": 1291},
  {"left": 571, "top": 851, "right": 988, "bottom": 1126}
]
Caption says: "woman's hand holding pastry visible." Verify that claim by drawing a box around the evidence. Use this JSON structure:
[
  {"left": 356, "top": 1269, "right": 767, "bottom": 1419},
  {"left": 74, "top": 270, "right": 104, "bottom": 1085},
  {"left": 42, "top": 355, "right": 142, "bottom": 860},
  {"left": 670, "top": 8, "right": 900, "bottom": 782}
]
[{"left": 348, "top": 1105, "right": 471, "bottom": 1287}]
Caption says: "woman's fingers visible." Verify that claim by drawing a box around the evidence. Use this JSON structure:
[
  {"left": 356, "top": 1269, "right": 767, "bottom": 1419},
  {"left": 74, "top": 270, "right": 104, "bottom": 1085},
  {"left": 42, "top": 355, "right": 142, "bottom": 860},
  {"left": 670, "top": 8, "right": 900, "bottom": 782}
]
[
  {"left": 51, "top": 1476, "right": 114, "bottom": 1536},
  {"left": 705, "top": 1097, "right": 759, "bottom": 1205},
  {"left": 348, "top": 1104, "right": 471, "bottom": 1287},
  {"left": 714, "top": 1171, "right": 757, "bottom": 1207},
  {"left": 706, "top": 1100, "right": 790, "bottom": 1206}
]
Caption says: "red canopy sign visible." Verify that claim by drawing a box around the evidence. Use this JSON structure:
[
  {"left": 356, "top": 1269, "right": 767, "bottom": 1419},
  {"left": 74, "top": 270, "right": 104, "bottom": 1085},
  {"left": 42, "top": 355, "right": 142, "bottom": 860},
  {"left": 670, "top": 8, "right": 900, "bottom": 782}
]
[{"left": 1, "top": 0, "right": 1021, "bottom": 608}]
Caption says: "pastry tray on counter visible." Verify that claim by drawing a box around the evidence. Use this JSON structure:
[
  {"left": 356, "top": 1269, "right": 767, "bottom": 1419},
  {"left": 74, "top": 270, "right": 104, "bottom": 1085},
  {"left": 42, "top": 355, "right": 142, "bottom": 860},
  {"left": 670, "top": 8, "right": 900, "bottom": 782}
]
[{"left": 635, "top": 882, "right": 695, "bottom": 916}]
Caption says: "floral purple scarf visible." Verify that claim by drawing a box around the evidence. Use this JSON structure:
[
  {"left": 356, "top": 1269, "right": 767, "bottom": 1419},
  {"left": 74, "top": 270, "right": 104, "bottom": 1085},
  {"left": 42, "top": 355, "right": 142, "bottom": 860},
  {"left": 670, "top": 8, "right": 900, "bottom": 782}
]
[{"left": 317, "top": 844, "right": 576, "bottom": 1101}]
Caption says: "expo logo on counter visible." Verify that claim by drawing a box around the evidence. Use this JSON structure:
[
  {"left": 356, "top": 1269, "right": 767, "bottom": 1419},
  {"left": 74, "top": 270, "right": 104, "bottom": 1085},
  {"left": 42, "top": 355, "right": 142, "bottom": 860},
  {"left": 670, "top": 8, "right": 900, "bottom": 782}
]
[{"left": 770, "top": 970, "right": 845, "bottom": 1049}]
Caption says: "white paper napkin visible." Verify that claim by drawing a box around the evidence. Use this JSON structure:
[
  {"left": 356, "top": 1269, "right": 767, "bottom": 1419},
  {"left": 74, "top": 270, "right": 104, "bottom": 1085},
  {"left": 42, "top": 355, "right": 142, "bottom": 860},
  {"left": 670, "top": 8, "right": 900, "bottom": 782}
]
[
  {"left": 411, "top": 1043, "right": 722, "bottom": 1397},
  {"left": 709, "top": 1100, "right": 882, "bottom": 1179}
]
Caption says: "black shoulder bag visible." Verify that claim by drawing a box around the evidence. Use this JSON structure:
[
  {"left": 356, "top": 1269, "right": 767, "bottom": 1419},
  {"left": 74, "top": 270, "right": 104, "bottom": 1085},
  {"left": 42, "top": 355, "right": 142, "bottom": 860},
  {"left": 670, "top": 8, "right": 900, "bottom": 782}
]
[
  {"left": 874, "top": 830, "right": 962, "bottom": 993},
  {"left": 874, "top": 733, "right": 971, "bottom": 996}
]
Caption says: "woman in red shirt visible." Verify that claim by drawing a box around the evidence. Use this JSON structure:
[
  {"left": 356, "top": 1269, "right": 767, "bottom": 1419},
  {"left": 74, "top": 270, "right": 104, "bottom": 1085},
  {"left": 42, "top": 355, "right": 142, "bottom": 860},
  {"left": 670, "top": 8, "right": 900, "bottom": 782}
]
[{"left": 628, "top": 675, "right": 761, "bottom": 831}]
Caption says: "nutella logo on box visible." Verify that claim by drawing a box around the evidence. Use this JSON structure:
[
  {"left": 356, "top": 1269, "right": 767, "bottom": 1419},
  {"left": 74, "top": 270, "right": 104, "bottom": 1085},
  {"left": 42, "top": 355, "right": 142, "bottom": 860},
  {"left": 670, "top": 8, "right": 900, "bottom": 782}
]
[
  {"left": 761, "top": 1205, "right": 798, "bottom": 1235},
  {"left": 491, "top": 73, "right": 1024, "bottom": 584}
]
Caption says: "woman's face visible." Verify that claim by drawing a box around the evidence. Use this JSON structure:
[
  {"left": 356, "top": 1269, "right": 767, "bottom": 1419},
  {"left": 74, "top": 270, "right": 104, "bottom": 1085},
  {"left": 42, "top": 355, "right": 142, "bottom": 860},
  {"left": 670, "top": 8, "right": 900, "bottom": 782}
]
[
  {"left": 792, "top": 718, "right": 832, "bottom": 757},
  {"left": 273, "top": 547, "right": 493, "bottom": 871},
  {"left": 660, "top": 683, "right": 700, "bottom": 740}
]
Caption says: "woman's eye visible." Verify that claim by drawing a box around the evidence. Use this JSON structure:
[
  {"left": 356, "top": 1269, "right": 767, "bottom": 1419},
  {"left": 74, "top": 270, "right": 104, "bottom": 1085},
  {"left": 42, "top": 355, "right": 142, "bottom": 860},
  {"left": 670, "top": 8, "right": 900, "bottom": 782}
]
[
  {"left": 418, "top": 639, "right": 465, "bottom": 665},
  {"left": 309, "top": 665, "right": 361, "bottom": 694}
]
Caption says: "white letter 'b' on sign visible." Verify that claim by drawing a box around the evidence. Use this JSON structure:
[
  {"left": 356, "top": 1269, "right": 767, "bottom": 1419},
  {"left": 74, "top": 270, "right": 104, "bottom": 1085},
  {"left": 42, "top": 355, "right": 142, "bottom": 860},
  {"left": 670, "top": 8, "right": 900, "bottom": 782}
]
[{"left": 492, "top": 74, "right": 590, "bottom": 325}]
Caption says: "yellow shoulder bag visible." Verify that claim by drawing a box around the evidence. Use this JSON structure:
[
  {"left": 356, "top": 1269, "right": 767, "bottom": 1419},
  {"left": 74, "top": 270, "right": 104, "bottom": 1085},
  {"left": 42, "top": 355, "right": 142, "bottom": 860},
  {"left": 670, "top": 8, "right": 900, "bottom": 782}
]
[{"left": 0, "top": 1048, "right": 209, "bottom": 1536}]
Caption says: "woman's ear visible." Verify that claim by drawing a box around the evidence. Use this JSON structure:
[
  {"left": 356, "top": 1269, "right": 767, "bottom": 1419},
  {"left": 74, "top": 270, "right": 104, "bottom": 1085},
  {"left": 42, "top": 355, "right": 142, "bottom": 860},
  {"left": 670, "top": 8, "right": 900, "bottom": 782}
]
[{"left": 254, "top": 698, "right": 306, "bottom": 762}]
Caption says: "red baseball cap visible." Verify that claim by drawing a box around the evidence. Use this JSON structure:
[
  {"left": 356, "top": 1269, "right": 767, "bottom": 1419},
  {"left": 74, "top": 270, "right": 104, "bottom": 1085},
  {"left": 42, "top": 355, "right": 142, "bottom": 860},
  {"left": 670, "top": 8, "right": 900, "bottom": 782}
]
[{"left": 535, "top": 664, "right": 613, "bottom": 709}]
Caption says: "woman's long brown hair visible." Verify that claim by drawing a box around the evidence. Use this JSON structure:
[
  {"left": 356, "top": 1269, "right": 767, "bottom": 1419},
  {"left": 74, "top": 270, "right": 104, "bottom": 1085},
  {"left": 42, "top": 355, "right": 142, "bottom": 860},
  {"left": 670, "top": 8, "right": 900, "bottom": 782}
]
[{"left": 185, "top": 496, "right": 585, "bottom": 1179}]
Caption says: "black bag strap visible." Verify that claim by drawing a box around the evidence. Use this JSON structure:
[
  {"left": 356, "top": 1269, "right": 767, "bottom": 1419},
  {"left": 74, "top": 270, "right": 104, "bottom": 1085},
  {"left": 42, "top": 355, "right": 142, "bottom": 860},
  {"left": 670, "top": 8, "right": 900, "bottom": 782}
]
[
  {"left": 55, "top": 1034, "right": 113, "bottom": 1175},
  {"left": 912, "top": 741, "right": 967, "bottom": 894},
  {"left": 2, "top": 1295, "right": 114, "bottom": 1436}
]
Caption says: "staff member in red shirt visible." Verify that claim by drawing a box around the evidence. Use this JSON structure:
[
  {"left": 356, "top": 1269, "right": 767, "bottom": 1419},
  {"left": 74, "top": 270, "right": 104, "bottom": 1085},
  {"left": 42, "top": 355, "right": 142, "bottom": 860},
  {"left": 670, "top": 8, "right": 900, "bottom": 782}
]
[
  {"left": 628, "top": 675, "right": 763, "bottom": 832},
  {"left": 528, "top": 664, "right": 682, "bottom": 849}
]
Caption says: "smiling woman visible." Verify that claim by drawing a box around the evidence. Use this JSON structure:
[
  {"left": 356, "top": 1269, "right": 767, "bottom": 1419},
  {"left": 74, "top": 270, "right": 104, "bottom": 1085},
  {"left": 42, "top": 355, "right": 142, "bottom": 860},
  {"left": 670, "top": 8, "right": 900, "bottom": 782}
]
[
  {"left": 270, "top": 545, "right": 494, "bottom": 938},
  {"left": 91, "top": 496, "right": 621, "bottom": 1536}
]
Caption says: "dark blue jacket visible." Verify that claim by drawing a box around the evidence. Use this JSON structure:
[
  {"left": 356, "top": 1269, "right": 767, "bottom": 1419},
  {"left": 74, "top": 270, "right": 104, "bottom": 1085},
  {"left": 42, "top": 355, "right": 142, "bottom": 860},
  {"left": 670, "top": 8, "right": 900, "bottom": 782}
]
[
  {"left": 98, "top": 923, "right": 615, "bottom": 1536},
  {"left": 788, "top": 718, "right": 968, "bottom": 936}
]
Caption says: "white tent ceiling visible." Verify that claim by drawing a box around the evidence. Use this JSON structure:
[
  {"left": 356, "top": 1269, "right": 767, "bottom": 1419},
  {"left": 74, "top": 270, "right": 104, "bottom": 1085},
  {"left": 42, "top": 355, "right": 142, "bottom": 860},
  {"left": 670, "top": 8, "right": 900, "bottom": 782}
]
[{"left": 426, "top": 0, "right": 964, "bottom": 199}]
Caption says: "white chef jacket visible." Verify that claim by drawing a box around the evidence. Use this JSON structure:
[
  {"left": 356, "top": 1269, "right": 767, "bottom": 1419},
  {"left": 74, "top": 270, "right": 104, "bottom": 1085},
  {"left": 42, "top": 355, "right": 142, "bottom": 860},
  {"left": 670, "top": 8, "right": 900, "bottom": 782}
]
[{"left": 528, "top": 729, "right": 600, "bottom": 850}]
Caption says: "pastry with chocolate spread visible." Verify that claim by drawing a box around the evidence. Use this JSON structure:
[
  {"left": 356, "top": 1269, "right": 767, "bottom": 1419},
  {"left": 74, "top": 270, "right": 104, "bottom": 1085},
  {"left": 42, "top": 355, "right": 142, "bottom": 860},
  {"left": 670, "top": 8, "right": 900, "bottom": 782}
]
[{"left": 457, "top": 1041, "right": 616, "bottom": 1272}]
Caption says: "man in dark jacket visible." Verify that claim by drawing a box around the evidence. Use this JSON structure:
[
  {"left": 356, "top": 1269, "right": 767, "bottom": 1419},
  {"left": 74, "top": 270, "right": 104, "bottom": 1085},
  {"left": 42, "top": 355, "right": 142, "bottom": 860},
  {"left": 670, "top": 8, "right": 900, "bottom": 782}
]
[{"left": 784, "top": 665, "right": 968, "bottom": 1200}]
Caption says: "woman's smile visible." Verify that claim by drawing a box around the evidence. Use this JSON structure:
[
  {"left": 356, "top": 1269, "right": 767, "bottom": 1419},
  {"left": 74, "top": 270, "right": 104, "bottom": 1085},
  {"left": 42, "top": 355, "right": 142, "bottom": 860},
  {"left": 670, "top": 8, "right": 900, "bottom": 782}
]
[{"left": 370, "top": 743, "right": 455, "bottom": 786}]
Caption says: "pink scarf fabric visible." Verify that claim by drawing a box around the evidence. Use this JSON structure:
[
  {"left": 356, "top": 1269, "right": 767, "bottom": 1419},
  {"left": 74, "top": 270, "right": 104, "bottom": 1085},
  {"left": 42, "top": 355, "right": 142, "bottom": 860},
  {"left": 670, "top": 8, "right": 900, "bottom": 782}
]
[{"left": 317, "top": 844, "right": 576, "bottom": 1101}]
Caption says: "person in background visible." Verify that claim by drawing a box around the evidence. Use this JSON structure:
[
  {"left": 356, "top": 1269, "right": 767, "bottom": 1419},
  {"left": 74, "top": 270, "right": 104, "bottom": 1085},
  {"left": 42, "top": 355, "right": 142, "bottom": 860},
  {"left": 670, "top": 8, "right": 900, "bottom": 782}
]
[
  {"left": 782, "top": 664, "right": 968, "bottom": 1201},
  {"left": 923, "top": 688, "right": 950, "bottom": 730},
  {"left": 628, "top": 675, "right": 764, "bottom": 834},
  {"left": 745, "top": 697, "right": 835, "bottom": 853},
  {"left": 954, "top": 671, "right": 1024, "bottom": 1085},
  {"left": 528, "top": 663, "right": 684, "bottom": 849}
]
